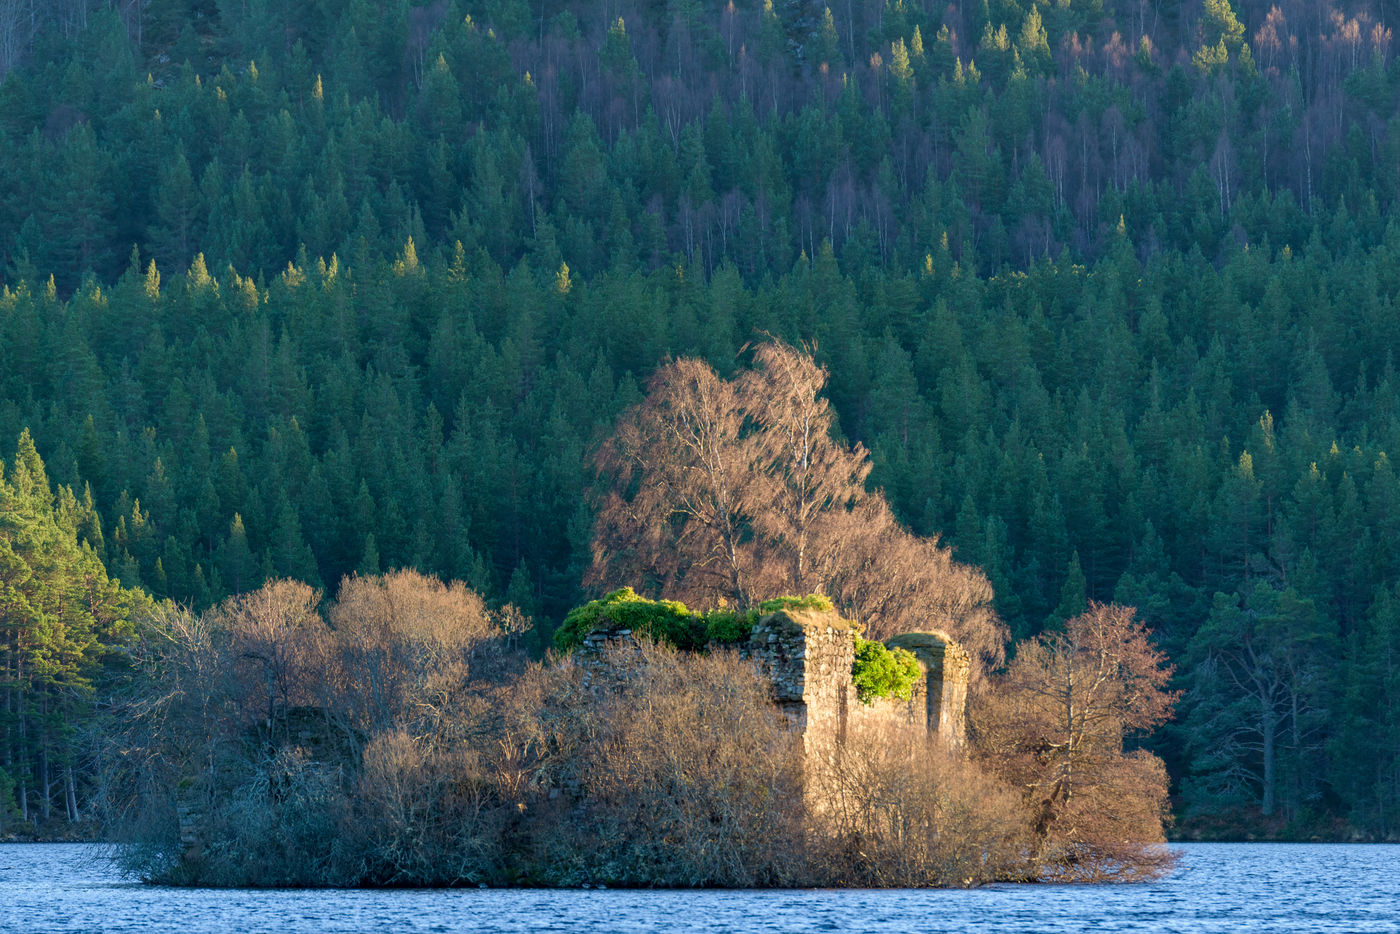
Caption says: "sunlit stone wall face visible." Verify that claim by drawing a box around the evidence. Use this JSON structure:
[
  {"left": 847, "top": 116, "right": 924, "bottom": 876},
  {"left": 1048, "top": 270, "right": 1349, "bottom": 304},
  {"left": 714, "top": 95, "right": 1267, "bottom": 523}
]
[
  {"left": 748, "top": 608, "right": 855, "bottom": 762},
  {"left": 886, "top": 631, "right": 971, "bottom": 751},
  {"left": 578, "top": 608, "right": 971, "bottom": 767},
  {"left": 749, "top": 610, "right": 969, "bottom": 760}
]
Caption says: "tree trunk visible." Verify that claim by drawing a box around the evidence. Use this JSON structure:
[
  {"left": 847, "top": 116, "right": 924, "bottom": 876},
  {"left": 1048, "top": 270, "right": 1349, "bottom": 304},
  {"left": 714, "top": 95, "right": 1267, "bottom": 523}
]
[
  {"left": 39, "top": 724, "right": 51, "bottom": 822},
  {"left": 65, "top": 766, "right": 78, "bottom": 823},
  {"left": 16, "top": 690, "right": 27, "bottom": 823},
  {"left": 3, "top": 682, "right": 11, "bottom": 781},
  {"left": 1261, "top": 702, "right": 1277, "bottom": 817}
]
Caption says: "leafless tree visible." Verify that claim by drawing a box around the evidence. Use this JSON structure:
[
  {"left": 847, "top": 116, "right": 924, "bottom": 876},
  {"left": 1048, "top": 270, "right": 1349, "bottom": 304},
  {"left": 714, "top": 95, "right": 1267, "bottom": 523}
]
[
  {"left": 218, "top": 579, "right": 326, "bottom": 731},
  {"left": 588, "top": 340, "right": 1004, "bottom": 674},
  {"left": 590, "top": 355, "right": 760, "bottom": 607},
  {"left": 972, "top": 603, "right": 1179, "bottom": 880},
  {"left": 741, "top": 340, "right": 871, "bottom": 594},
  {"left": 326, "top": 569, "right": 500, "bottom": 735}
]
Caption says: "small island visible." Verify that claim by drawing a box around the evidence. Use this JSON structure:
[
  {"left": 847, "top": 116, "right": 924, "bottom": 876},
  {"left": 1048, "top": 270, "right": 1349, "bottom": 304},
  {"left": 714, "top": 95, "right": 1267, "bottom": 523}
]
[
  {"left": 99, "top": 344, "right": 1177, "bottom": 888},
  {"left": 103, "top": 577, "right": 1175, "bottom": 888}
]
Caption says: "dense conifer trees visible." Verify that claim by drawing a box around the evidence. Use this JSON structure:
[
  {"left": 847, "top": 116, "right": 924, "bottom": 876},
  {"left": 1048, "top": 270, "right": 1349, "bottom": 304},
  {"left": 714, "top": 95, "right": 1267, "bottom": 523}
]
[
  {"left": 0, "top": 0, "right": 1397, "bottom": 836},
  {"left": 0, "top": 431, "right": 148, "bottom": 824}
]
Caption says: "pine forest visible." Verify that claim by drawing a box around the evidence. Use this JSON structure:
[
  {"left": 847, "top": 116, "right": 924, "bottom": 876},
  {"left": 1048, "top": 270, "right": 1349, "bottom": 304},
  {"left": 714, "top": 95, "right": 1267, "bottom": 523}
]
[{"left": 1, "top": 0, "right": 1399, "bottom": 849}]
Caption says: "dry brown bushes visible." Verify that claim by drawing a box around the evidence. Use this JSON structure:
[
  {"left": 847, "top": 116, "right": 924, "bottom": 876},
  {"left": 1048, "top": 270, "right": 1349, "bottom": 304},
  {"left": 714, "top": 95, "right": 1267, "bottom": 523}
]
[
  {"left": 103, "top": 576, "right": 1170, "bottom": 887},
  {"left": 110, "top": 574, "right": 812, "bottom": 886},
  {"left": 520, "top": 642, "right": 810, "bottom": 886},
  {"left": 809, "top": 721, "right": 1031, "bottom": 886},
  {"left": 104, "top": 571, "right": 527, "bottom": 886}
]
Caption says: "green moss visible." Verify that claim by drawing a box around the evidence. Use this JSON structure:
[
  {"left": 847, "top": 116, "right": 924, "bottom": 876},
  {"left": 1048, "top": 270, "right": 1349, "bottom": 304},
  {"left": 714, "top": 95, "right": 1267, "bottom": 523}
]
[
  {"left": 554, "top": 587, "right": 707, "bottom": 651},
  {"left": 851, "top": 637, "right": 922, "bottom": 704},
  {"left": 756, "top": 594, "right": 834, "bottom": 614},
  {"left": 707, "top": 594, "right": 838, "bottom": 643},
  {"left": 557, "top": 591, "right": 839, "bottom": 651},
  {"left": 702, "top": 608, "right": 753, "bottom": 644}
]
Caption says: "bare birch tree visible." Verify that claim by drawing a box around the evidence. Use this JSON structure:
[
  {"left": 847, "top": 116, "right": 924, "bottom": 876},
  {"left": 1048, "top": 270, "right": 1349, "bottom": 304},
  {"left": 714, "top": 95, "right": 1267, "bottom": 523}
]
[
  {"left": 589, "top": 356, "right": 762, "bottom": 608},
  {"left": 588, "top": 340, "right": 1004, "bottom": 674}
]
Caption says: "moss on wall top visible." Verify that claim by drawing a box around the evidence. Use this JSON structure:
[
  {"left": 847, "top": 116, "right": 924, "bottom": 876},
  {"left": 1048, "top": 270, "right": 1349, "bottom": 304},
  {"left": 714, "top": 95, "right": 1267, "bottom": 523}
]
[
  {"left": 559, "top": 589, "right": 924, "bottom": 705},
  {"left": 554, "top": 587, "right": 707, "bottom": 651},
  {"left": 556, "top": 591, "right": 844, "bottom": 652}
]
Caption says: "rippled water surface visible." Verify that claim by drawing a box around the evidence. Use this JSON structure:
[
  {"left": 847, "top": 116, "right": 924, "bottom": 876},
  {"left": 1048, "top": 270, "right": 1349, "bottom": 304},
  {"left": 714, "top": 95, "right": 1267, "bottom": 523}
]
[{"left": 2, "top": 842, "right": 1397, "bottom": 933}]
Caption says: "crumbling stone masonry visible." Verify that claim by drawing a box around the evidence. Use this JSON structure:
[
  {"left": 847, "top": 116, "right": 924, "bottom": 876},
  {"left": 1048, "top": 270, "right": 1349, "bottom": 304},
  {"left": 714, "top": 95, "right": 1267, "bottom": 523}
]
[
  {"left": 747, "top": 607, "right": 969, "bottom": 760},
  {"left": 886, "top": 630, "right": 971, "bottom": 751},
  {"left": 746, "top": 607, "right": 859, "bottom": 762},
  {"left": 575, "top": 606, "right": 971, "bottom": 768}
]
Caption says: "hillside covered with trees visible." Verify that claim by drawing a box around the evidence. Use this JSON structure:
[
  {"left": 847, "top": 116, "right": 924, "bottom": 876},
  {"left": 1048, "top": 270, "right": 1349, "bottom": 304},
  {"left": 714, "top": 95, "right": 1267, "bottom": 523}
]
[{"left": 1, "top": 0, "right": 1398, "bottom": 840}]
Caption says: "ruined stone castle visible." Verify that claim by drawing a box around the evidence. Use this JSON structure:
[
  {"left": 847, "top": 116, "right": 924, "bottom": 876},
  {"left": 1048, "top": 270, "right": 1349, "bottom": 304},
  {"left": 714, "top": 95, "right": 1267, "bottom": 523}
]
[{"left": 579, "top": 604, "right": 971, "bottom": 762}]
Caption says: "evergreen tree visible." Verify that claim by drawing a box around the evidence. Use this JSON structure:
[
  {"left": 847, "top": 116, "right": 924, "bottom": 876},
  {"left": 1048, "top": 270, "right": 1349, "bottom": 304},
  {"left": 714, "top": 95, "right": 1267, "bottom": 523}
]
[{"left": 0, "top": 431, "right": 148, "bottom": 823}]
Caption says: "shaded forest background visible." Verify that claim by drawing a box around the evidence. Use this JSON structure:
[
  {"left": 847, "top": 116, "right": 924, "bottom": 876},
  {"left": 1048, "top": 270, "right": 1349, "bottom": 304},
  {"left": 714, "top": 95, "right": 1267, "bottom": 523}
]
[{"left": 1, "top": 0, "right": 1398, "bottom": 838}]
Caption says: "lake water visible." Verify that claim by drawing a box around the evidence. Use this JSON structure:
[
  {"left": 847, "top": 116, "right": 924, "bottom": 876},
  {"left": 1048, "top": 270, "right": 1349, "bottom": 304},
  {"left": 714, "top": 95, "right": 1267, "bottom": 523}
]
[{"left": 2, "top": 842, "right": 1396, "bottom": 933}]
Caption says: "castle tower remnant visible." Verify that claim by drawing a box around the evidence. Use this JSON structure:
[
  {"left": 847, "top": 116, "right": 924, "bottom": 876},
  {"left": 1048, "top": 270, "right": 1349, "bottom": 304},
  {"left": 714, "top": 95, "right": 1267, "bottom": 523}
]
[
  {"left": 885, "top": 631, "right": 971, "bottom": 750},
  {"left": 748, "top": 607, "right": 856, "bottom": 761},
  {"left": 747, "top": 607, "right": 970, "bottom": 756}
]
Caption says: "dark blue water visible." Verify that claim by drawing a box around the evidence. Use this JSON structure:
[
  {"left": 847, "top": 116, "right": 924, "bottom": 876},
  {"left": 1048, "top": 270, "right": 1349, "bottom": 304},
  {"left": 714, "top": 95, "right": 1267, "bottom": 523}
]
[{"left": 2, "top": 843, "right": 1396, "bottom": 933}]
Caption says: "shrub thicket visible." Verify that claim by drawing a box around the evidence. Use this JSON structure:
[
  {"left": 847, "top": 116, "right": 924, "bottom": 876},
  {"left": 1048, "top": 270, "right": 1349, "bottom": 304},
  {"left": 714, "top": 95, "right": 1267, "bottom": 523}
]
[
  {"left": 851, "top": 638, "right": 923, "bottom": 704},
  {"left": 810, "top": 722, "right": 1032, "bottom": 886},
  {"left": 106, "top": 575, "right": 1064, "bottom": 887}
]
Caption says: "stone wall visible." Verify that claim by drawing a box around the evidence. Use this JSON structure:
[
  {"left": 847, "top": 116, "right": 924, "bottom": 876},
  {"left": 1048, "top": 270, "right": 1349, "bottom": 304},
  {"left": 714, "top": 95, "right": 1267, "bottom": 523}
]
[
  {"left": 576, "top": 625, "right": 645, "bottom": 687},
  {"left": 748, "top": 607, "right": 856, "bottom": 762},
  {"left": 577, "top": 607, "right": 971, "bottom": 768},
  {"left": 846, "top": 673, "right": 927, "bottom": 741},
  {"left": 886, "top": 631, "right": 971, "bottom": 750},
  {"left": 747, "top": 608, "right": 969, "bottom": 759}
]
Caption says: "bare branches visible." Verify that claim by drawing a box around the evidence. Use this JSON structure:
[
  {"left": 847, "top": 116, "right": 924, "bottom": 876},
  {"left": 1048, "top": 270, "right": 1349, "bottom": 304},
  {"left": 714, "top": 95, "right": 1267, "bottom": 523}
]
[
  {"left": 588, "top": 340, "right": 1004, "bottom": 675},
  {"left": 217, "top": 580, "right": 325, "bottom": 727},
  {"left": 328, "top": 570, "right": 500, "bottom": 736},
  {"left": 972, "top": 603, "right": 1179, "bottom": 881},
  {"left": 741, "top": 341, "right": 870, "bottom": 592},
  {"left": 531, "top": 640, "right": 808, "bottom": 887},
  {"left": 100, "top": 571, "right": 534, "bottom": 885},
  {"left": 590, "top": 357, "right": 760, "bottom": 607},
  {"left": 808, "top": 722, "right": 1031, "bottom": 886}
]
